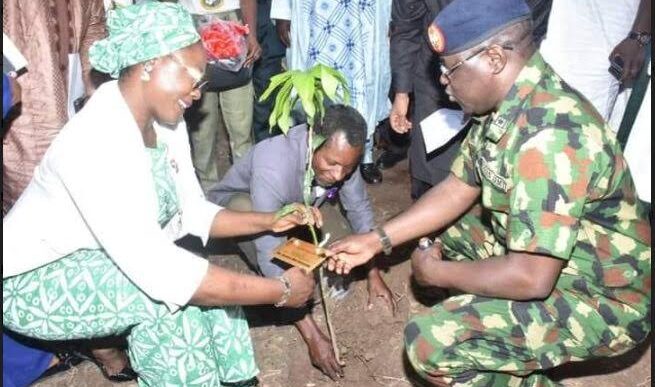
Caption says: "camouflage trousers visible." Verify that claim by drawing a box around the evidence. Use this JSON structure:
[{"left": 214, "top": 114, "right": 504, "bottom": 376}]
[{"left": 404, "top": 208, "right": 648, "bottom": 387}]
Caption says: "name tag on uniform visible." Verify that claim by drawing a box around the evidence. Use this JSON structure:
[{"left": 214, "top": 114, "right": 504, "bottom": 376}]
[{"left": 476, "top": 157, "right": 508, "bottom": 193}]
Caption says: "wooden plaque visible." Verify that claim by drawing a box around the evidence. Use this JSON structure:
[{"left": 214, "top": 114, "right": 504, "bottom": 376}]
[{"left": 272, "top": 238, "right": 327, "bottom": 272}]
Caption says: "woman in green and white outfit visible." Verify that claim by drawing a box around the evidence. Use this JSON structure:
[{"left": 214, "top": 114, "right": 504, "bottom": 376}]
[{"left": 2, "top": 2, "right": 317, "bottom": 386}]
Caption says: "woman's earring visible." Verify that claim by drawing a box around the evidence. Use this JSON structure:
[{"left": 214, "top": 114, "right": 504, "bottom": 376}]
[{"left": 141, "top": 63, "right": 153, "bottom": 81}]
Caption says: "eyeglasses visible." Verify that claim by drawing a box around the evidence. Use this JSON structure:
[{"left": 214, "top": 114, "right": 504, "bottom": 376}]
[
  {"left": 440, "top": 44, "right": 514, "bottom": 80},
  {"left": 169, "top": 54, "right": 209, "bottom": 92}
]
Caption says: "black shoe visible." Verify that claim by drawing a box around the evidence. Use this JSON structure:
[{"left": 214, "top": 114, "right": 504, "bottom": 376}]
[
  {"left": 73, "top": 350, "right": 138, "bottom": 383},
  {"left": 37, "top": 351, "right": 85, "bottom": 381},
  {"left": 375, "top": 150, "right": 406, "bottom": 170},
  {"left": 361, "top": 163, "right": 383, "bottom": 184},
  {"left": 222, "top": 376, "right": 260, "bottom": 386}
]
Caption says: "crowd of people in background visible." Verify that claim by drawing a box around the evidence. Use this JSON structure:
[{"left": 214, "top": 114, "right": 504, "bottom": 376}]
[{"left": 2, "top": 0, "right": 651, "bottom": 386}]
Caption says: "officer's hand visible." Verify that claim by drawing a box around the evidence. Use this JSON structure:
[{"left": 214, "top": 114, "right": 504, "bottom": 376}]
[
  {"left": 390, "top": 93, "right": 412, "bottom": 134},
  {"left": 281, "top": 267, "right": 315, "bottom": 308},
  {"left": 411, "top": 242, "right": 443, "bottom": 287},
  {"left": 325, "top": 232, "right": 379, "bottom": 275}
]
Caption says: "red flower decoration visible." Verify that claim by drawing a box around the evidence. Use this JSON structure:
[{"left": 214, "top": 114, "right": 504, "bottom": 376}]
[{"left": 200, "top": 21, "right": 249, "bottom": 60}]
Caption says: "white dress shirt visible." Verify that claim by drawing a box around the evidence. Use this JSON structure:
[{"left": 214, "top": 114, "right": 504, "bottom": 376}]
[
  {"left": 3, "top": 81, "right": 221, "bottom": 311},
  {"left": 270, "top": 0, "right": 291, "bottom": 20}
]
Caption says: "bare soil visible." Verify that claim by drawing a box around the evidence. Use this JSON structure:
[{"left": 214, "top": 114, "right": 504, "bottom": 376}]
[{"left": 32, "top": 140, "right": 651, "bottom": 387}]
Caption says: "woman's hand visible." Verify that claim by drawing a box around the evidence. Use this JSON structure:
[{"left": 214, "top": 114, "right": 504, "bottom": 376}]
[
  {"left": 281, "top": 267, "right": 316, "bottom": 307},
  {"left": 271, "top": 203, "right": 323, "bottom": 233},
  {"left": 325, "top": 232, "right": 380, "bottom": 275}
]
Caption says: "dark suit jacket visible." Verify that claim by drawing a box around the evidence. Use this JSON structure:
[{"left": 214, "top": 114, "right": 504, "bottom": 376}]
[
  {"left": 389, "top": 0, "right": 552, "bottom": 185},
  {"left": 390, "top": 0, "right": 457, "bottom": 185}
]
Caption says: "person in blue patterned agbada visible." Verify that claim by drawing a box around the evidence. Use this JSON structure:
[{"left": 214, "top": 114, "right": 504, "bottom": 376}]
[{"left": 272, "top": 0, "right": 392, "bottom": 184}]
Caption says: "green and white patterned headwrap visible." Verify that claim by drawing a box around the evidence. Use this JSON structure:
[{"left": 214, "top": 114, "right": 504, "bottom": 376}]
[{"left": 89, "top": 1, "right": 200, "bottom": 78}]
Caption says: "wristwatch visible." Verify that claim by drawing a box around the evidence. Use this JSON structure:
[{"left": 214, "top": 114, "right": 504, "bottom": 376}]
[
  {"left": 628, "top": 31, "right": 651, "bottom": 47},
  {"left": 418, "top": 237, "right": 433, "bottom": 251},
  {"left": 374, "top": 226, "right": 392, "bottom": 256}
]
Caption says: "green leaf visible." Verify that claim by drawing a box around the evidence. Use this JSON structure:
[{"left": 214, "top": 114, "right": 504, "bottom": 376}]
[
  {"left": 274, "top": 203, "right": 300, "bottom": 220},
  {"left": 309, "top": 64, "right": 323, "bottom": 78},
  {"left": 278, "top": 97, "right": 294, "bottom": 133},
  {"left": 311, "top": 132, "right": 326, "bottom": 150},
  {"left": 259, "top": 71, "right": 293, "bottom": 103},
  {"left": 271, "top": 81, "right": 294, "bottom": 133},
  {"left": 322, "top": 67, "right": 350, "bottom": 103},
  {"left": 320, "top": 66, "right": 340, "bottom": 102},
  {"left": 292, "top": 72, "right": 317, "bottom": 123},
  {"left": 268, "top": 106, "right": 280, "bottom": 131},
  {"left": 314, "top": 89, "right": 325, "bottom": 125},
  {"left": 322, "top": 66, "right": 348, "bottom": 86},
  {"left": 303, "top": 167, "right": 314, "bottom": 205}
]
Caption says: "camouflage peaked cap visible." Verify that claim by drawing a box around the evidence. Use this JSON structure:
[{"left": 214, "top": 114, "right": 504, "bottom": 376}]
[{"left": 89, "top": 1, "right": 200, "bottom": 78}]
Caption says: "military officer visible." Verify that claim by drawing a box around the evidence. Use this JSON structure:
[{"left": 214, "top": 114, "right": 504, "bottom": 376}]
[{"left": 326, "top": 0, "right": 651, "bottom": 385}]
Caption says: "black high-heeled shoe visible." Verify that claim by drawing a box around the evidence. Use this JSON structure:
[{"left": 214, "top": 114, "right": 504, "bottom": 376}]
[
  {"left": 361, "top": 162, "right": 383, "bottom": 184},
  {"left": 222, "top": 376, "right": 260, "bottom": 387},
  {"left": 73, "top": 349, "right": 138, "bottom": 383}
]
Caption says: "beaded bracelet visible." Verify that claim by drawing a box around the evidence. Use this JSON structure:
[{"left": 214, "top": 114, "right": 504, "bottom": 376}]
[{"left": 274, "top": 275, "right": 292, "bottom": 307}]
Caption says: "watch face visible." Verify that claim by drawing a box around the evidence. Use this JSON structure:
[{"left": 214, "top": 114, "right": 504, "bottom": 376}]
[{"left": 630, "top": 31, "right": 651, "bottom": 46}]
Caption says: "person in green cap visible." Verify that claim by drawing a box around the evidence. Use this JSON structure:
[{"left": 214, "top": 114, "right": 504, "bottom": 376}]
[{"left": 2, "top": 2, "right": 320, "bottom": 386}]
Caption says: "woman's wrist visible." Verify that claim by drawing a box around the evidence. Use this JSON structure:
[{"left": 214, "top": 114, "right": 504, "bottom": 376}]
[
  {"left": 274, "top": 275, "right": 291, "bottom": 307},
  {"left": 265, "top": 212, "right": 277, "bottom": 231},
  {"left": 261, "top": 277, "right": 284, "bottom": 305}
]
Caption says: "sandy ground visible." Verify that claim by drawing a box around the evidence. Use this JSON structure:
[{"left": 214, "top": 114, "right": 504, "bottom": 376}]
[{"left": 32, "top": 137, "right": 651, "bottom": 387}]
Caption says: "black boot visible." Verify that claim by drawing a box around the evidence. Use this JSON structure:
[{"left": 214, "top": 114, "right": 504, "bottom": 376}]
[
  {"left": 361, "top": 163, "right": 383, "bottom": 184},
  {"left": 375, "top": 150, "right": 406, "bottom": 170}
]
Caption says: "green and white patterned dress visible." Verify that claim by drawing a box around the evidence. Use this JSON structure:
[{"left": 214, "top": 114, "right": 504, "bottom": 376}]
[{"left": 3, "top": 144, "right": 259, "bottom": 386}]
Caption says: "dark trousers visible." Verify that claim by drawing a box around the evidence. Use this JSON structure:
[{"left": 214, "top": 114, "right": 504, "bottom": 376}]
[
  {"left": 252, "top": 0, "right": 286, "bottom": 143},
  {"left": 376, "top": 118, "right": 410, "bottom": 157}
]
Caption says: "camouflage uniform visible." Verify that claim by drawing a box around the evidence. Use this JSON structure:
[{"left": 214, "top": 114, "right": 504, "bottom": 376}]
[{"left": 404, "top": 52, "right": 651, "bottom": 386}]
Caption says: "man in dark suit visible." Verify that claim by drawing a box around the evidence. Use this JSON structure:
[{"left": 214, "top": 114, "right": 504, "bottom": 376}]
[{"left": 383, "top": 0, "right": 552, "bottom": 200}]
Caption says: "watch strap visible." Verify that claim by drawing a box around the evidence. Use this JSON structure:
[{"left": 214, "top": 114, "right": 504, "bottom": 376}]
[
  {"left": 274, "top": 275, "right": 291, "bottom": 307},
  {"left": 628, "top": 31, "right": 651, "bottom": 47},
  {"left": 374, "top": 226, "right": 392, "bottom": 256}
]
